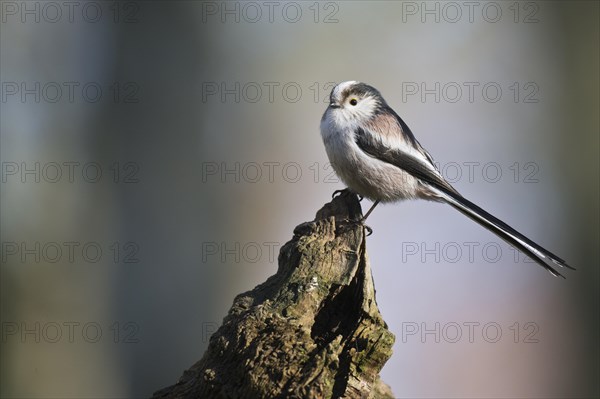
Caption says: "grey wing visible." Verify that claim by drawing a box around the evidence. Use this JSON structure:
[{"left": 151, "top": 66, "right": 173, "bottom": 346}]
[
  {"left": 355, "top": 126, "right": 459, "bottom": 197},
  {"left": 354, "top": 128, "right": 572, "bottom": 277}
]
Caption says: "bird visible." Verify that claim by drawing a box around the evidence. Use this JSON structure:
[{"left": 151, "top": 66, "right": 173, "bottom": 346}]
[{"left": 320, "top": 81, "right": 573, "bottom": 278}]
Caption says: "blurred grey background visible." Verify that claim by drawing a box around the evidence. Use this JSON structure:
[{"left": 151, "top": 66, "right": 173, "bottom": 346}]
[{"left": 1, "top": 1, "right": 598, "bottom": 398}]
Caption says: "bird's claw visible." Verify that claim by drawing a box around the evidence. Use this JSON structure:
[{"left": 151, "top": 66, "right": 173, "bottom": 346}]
[
  {"left": 337, "top": 218, "right": 373, "bottom": 236},
  {"left": 332, "top": 189, "right": 363, "bottom": 202},
  {"left": 332, "top": 189, "right": 345, "bottom": 199},
  {"left": 358, "top": 216, "right": 373, "bottom": 235}
]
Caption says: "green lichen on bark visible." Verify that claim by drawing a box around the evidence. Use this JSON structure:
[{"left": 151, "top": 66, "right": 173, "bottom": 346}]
[{"left": 153, "top": 191, "right": 395, "bottom": 399}]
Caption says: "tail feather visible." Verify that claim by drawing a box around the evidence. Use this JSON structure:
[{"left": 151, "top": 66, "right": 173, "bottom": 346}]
[{"left": 430, "top": 186, "right": 574, "bottom": 278}]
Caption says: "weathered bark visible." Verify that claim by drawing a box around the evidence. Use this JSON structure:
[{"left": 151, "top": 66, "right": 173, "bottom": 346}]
[{"left": 153, "top": 190, "right": 395, "bottom": 399}]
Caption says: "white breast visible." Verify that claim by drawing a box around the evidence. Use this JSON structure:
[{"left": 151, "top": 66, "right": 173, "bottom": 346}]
[{"left": 320, "top": 114, "right": 421, "bottom": 202}]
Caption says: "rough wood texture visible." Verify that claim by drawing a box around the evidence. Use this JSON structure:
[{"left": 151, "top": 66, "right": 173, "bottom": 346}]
[{"left": 153, "top": 190, "right": 395, "bottom": 399}]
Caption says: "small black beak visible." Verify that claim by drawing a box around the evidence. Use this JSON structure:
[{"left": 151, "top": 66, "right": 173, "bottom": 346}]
[{"left": 329, "top": 103, "right": 340, "bottom": 109}]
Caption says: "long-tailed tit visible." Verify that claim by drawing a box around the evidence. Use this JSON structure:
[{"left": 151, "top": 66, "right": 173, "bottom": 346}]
[{"left": 320, "top": 81, "right": 573, "bottom": 278}]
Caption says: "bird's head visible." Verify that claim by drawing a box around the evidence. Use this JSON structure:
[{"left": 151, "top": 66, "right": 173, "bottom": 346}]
[{"left": 327, "top": 81, "right": 385, "bottom": 124}]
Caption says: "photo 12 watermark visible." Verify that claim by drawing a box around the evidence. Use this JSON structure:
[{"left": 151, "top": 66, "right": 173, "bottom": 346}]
[
  {"left": 398, "top": 241, "right": 538, "bottom": 265},
  {"left": 2, "top": 321, "right": 140, "bottom": 343},
  {"left": 200, "top": 1, "right": 340, "bottom": 24},
  {"left": 1, "top": 81, "right": 140, "bottom": 104},
  {"left": 1, "top": 161, "right": 141, "bottom": 184},
  {"left": 201, "top": 161, "right": 335, "bottom": 185},
  {"left": 1, "top": 241, "right": 140, "bottom": 264},
  {"left": 1, "top": 1, "right": 141, "bottom": 24},
  {"left": 399, "top": 2, "right": 540, "bottom": 24},
  {"left": 200, "top": 81, "right": 335, "bottom": 104},
  {"left": 400, "top": 321, "right": 540, "bottom": 344},
  {"left": 400, "top": 81, "right": 539, "bottom": 104},
  {"left": 200, "top": 241, "right": 282, "bottom": 264}
]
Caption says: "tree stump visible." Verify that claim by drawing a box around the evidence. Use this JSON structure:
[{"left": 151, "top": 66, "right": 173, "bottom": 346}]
[{"left": 153, "top": 190, "right": 395, "bottom": 398}]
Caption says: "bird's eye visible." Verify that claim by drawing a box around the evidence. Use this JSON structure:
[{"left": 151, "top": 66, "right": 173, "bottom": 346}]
[{"left": 349, "top": 98, "right": 358, "bottom": 106}]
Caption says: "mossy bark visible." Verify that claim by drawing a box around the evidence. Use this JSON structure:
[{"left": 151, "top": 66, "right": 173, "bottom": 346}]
[{"left": 153, "top": 190, "right": 395, "bottom": 399}]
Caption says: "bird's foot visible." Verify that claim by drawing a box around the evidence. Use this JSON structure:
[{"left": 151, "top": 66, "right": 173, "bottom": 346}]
[
  {"left": 331, "top": 189, "right": 347, "bottom": 199},
  {"left": 338, "top": 218, "right": 373, "bottom": 236},
  {"left": 332, "top": 188, "right": 363, "bottom": 201},
  {"left": 357, "top": 215, "right": 373, "bottom": 235}
]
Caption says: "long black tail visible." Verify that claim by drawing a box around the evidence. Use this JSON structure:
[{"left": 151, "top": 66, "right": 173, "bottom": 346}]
[{"left": 431, "top": 186, "right": 574, "bottom": 278}]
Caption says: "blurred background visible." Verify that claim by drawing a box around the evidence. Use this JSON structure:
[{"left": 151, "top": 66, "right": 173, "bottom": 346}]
[{"left": 1, "top": 1, "right": 598, "bottom": 398}]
